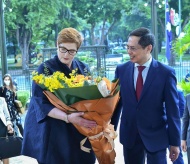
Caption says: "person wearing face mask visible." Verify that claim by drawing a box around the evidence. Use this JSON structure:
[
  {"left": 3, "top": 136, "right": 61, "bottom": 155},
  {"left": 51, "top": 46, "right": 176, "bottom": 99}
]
[{"left": 0, "top": 74, "right": 22, "bottom": 137}]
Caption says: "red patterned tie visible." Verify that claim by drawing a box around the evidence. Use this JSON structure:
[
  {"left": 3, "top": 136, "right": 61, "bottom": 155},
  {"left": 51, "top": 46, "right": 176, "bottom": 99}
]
[{"left": 136, "top": 66, "right": 145, "bottom": 100}]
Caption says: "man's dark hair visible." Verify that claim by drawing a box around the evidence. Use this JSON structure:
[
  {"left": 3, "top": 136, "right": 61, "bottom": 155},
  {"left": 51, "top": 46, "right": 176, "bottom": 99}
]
[{"left": 128, "top": 27, "right": 155, "bottom": 52}]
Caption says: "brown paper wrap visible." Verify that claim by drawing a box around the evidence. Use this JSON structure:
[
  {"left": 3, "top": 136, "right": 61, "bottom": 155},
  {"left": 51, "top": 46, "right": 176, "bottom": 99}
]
[{"left": 43, "top": 80, "right": 120, "bottom": 164}]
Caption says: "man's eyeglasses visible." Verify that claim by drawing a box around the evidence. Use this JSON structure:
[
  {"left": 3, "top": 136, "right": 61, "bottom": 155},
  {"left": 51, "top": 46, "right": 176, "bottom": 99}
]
[
  {"left": 58, "top": 47, "right": 77, "bottom": 56},
  {"left": 126, "top": 46, "right": 142, "bottom": 52}
]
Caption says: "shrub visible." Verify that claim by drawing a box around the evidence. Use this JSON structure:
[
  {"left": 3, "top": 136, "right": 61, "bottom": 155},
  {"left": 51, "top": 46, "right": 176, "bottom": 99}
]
[
  {"left": 112, "top": 49, "right": 127, "bottom": 54},
  {"left": 178, "top": 79, "right": 190, "bottom": 95},
  {"left": 16, "top": 90, "right": 30, "bottom": 107}
]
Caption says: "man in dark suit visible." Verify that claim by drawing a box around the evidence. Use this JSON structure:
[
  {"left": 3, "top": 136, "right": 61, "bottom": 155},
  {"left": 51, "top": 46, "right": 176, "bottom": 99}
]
[
  {"left": 111, "top": 27, "right": 181, "bottom": 164},
  {"left": 185, "top": 69, "right": 190, "bottom": 82},
  {"left": 181, "top": 93, "right": 190, "bottom": 164}
]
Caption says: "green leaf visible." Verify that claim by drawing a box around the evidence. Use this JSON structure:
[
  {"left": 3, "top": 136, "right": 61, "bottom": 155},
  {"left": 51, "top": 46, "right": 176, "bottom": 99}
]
[{"left": 54, "top": 85, "right": 103, "bottom": 105}]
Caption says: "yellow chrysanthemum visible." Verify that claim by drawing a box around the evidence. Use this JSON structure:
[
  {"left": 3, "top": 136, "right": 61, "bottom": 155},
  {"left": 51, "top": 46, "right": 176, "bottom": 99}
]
[{"left": 32, "top": 68, "right": 110, "bottom": 92}]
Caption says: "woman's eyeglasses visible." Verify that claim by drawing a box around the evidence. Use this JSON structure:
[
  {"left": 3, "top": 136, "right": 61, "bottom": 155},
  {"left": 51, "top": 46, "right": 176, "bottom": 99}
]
[{"left": 58, "top": 47, "right": 77, "bottom": 56}]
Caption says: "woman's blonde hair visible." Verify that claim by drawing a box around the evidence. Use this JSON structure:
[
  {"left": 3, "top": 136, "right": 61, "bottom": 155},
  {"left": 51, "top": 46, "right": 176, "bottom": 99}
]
[{"left": 57, "top": 27, "right": 83, "bottom": 49}]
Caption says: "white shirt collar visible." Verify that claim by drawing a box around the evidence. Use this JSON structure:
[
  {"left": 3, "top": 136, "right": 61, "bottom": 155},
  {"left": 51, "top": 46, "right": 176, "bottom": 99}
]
[{"left": 134, "top": 56, "right": 152, "bottom": 68}]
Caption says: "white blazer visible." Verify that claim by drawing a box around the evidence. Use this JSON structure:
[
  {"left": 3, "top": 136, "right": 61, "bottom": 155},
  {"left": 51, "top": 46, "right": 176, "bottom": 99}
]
[{"left": 0, "top": 97, "right": 12, "bottom": 126}]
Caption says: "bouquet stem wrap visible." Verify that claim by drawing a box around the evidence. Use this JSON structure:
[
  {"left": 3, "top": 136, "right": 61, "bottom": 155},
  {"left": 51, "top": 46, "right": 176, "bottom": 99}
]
[{"left": 43, "top": 80, "right": 120, "bottom": 164}]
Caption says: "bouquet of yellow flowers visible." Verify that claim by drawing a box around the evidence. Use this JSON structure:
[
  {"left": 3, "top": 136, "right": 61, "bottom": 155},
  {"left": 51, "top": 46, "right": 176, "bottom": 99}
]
[
  {"left": 32, "top": 70, "right": 113, "bottom": 105},
  {"left": 32, "top": 69, "right": 120, "bottom": 164}
]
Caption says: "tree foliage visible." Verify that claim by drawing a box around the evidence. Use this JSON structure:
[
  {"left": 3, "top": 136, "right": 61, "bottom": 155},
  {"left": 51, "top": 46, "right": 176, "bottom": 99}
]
[
  {"left": 3, "top": 0, "right": 190, "bottom": 69},
  {"left": 4, "top": 0, "right": 71, "bottom": 69},
  {"left": 71, "top": 0, "right": 130, "bottom": 45},
  {"left": 173, "top": 22, "right": 190, "bottom": 57}
]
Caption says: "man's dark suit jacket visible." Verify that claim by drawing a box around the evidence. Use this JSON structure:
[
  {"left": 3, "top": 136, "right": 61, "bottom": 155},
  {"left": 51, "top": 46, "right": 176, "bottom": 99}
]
[
  {"left": 111, "top": 58, "right": 181, "bottom": 152},
  {"left": 182, "top": 94, "right": 190, "bottom": 147}
]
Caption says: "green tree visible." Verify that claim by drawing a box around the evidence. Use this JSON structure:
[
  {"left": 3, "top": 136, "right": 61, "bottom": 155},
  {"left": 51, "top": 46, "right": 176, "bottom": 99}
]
[
  {"left": 4, "top": 0, "right": 71, "bottom": 69},
  {"left": 71, "top": 0, "right": 130, "bottom": 45},
  {"left": 173, "top": 22, "right": 190, "bottom": 57}
]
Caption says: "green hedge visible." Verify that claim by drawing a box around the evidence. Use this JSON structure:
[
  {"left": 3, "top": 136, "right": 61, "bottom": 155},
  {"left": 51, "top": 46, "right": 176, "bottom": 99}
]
[
  {"left": 16, "top": 90, "right": 30, "bottom": 107},
  {"left": 112, "top": 49, "right": 127, "bottom": 54},
  {"left": 178, "top": 79, "right": 190, "bottom": 96}
]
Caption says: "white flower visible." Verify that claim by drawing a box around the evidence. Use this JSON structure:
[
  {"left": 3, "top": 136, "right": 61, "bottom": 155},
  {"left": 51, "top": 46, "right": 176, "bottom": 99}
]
[{"left": 97, "top": 80, "right": 110, "bottom": 97}]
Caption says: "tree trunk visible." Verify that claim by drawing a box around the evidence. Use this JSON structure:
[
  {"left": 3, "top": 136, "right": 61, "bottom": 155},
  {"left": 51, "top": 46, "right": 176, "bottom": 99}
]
[
  {"left": 54, "top": 24, "right": 59, "bottom": 47},
  {"left": 16, "top": 25, "right": 31, "bottom": 70},
  {"left": 90, "top": 24, "right": 96, "bottom": 45},
  {"left": 100, "top": 18, "right": 117, "bottom": 45},
  {"left": 100, "top": 20, "right": 106, "bottom": 45},
  {"left": 158, "top": 17, "right": 165, "bottom": 37}
]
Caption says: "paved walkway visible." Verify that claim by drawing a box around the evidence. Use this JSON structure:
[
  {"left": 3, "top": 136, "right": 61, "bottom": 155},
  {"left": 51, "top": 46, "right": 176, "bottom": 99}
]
[
  {"left": 8, "top": 133, "right": 122, "bottom": 163},
  {"left": 9, "top": 132, "right": 188, "bottom": 164},
  {"left": 9, "top": 156, "right": 38, "bottom": 164}
]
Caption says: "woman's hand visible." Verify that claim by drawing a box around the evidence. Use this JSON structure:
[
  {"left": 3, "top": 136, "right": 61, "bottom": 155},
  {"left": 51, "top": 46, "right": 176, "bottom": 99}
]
[
  {"left": 7, "top": 124, "right": 14, "bottom": 134},
  {"left": 181, "top": 140, "right": 187, "bottom": 152},
  {"left": 68, "top": 112, "right": 97, "bottom": 129},
  {"left": 48, "top": 108, "right": 97, "bottom": 128}
]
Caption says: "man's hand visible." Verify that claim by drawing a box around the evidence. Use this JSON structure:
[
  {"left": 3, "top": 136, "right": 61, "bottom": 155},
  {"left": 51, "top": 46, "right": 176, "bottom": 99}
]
[
  {"left": 181, "top": 140, "right": 187, "bottom": 152},
  {"left": 169, "top": 146, "right": 180, "bottom": 162}
]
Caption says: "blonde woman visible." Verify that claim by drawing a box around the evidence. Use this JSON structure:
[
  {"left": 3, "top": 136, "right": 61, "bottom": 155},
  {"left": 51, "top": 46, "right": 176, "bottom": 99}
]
[{"left": 0, "top": 97, "right": 14, "bottom": 164}]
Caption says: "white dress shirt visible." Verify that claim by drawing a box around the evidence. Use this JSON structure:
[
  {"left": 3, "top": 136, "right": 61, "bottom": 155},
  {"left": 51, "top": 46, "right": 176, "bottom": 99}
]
[
  {"left": 134, "top": 57, "right": 152, "bottom": 89},
  {"left": 0, "top": 97, "right": 12, "bottom": 126}
]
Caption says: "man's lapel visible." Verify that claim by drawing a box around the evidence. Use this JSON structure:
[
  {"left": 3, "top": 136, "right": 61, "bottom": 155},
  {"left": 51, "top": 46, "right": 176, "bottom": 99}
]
[
  {"left": 140, "top": 59, "right": 159, "bottom": 100},
  {"left": 127, "top": 63, "right": 137, "bottom": 101}
]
